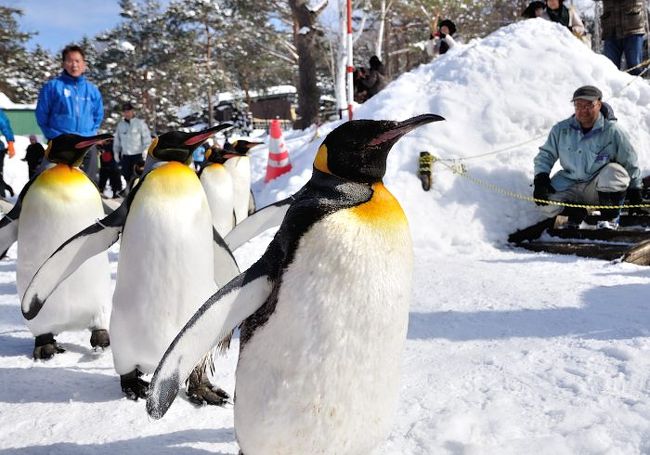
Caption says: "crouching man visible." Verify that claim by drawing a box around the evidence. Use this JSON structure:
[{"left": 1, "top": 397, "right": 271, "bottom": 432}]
[{"left": 533, "top": 85, "right": 643, "bottom": 229}]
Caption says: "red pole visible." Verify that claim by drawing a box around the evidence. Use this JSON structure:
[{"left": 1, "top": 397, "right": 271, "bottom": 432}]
[{"left": 346, "top": 0, "right": 354, "bottom": 120}]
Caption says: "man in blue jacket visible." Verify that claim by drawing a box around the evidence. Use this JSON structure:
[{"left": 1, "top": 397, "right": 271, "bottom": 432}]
[
  {"left": 0, "top": 108, "right": 16, "bottom": 198},
  {"left": 533, "top": 85, "right": 642, "bottom": 229},
  {"left": 35, "top": 44, "right": 104, "bottom": 180}
]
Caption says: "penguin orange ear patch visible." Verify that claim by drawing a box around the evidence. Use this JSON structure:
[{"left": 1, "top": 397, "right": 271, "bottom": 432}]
[
  {"left": 313, "top": 144, "right": 330, "bottom": 174},
  {"left": 147, "top": 137, "right": 159, "bottom": 156}
]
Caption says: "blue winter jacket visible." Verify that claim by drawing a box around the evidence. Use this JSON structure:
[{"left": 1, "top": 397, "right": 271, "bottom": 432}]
[
  {"left": 35, "top": 71, "right": 104, "bottom": 140},
  {"left": 534, "top": 113, "right": 641, "bottom": 191},
  {"left": 0, "top": 109, "right": 15, "bottom": 142}
]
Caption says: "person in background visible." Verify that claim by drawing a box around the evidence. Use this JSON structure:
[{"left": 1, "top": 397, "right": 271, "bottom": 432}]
[
  {"left": 598, "top": 0, "right": 647, "bottom": 75},
  {"left": 98, "top": 140, "right": 123, "bottom": 199},
  {"left": 426, "top": 16, "right": 457, "bottom": 59},
  {"left": 192, "top": 141, "right": 207, "bottom": 171},
  {"left": 0, "top": 108, "right": 16, "bottom": 198},
  {"left": 544, "top": 0, "right": 586, "bottom": 39},
  {"left": 522, "top": 1, "right": 546, "bottom": 19},
  {"left": 113, "top": 102, "right": 151, "bottom": 184},
  {"left": 35, "top": 44, "right": 104, "bottom": 182},
  {"left": 533, "top": 85, "right": 642, "bottom": 230},
  {"left": 23, "top": 135, "right": 45, "bottom": 180},
  {"left": 359, "top": 56, "right": 387, "bottom": 100}
]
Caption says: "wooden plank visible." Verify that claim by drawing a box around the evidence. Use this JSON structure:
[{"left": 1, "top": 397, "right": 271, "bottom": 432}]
[
  {"left": 514, "top": 242, "right": 628, "bottom": 261},
  {"left": 622, "top": 240, "right": 650, "bottom": 266},
  {"left": 546, "top": 228, "right": 649, "bottom": 243}
]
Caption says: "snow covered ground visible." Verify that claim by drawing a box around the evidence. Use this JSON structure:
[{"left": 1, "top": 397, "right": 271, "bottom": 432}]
[{"left": 2, "top": 19, "right": 650, "bottom": 454}]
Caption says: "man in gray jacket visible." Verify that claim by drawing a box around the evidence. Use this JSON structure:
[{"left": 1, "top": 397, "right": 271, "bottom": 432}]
[
  {"left": 533, "top": 85, "right": 643, "bottom": 229},
  {"left": 598, "top": 0, "right": 647, "bottom": 75},
  {"left": 114, "top": 102, "right": 151, "bottom": 184}
]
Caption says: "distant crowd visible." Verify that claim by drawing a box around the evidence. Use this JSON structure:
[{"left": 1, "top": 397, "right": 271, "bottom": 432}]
[{"left": 353, "top": 0, "right": 649, "bottom": 103}]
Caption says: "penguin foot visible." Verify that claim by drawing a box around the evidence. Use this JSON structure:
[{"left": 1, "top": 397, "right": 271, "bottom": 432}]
[
  {"left": 33, "top": 333, "right": 65, "bottom": 360},
  {"left": 120, "top": 370, "right": 149, "bottom": 401},
  {"left": 90, "top": 329, "right": 110, "bottom": 349},
  {"left": 187, "top": 381, "right": 230, "bottom": 407}
]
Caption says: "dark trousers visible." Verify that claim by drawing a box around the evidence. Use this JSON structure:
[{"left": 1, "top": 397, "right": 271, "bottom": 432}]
[
  {"left": 99, "top": 164, "right": 123, "bottom": 195},
  {"left": 603, "top": 34, "right": 645, "bottom": 75},
  {"left": 120, "top": 154, "right": 142, "bottom": 183}
]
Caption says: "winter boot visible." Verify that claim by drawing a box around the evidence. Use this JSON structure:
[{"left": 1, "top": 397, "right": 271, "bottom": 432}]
[
  {"left": 120, "top": 369, "right": 149, "bottom": 401},
  {"left": 33, "top": 333, "right": 66, "bottom": 360},
  {"left": 597, "top": 191, "right": 625, "bottom": 230},
  {"left": 90, "top": 329, "right": 110, "bottom": 349},
  {"left": 559, "top": 207, "right": 588, "bottom": 229},
  {"left": 418, "top": 152, "right": 433, "bottom": 191}
]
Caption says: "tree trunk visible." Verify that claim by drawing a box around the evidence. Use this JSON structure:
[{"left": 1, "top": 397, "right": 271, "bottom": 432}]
[{"left": 289, "top": 0, "right": 321, "bottom": 129}]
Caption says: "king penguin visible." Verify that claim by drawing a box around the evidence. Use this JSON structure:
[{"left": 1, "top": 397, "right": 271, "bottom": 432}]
[
  {"left": 145, "top": 114, "right": 444, "bottom": 454},
  {"left": 21, "top": 125, "right": 240, "bottom": 403},
  {"left": 199, "top": 145, "right": 235, "bottom": 238},
  {"left": 0, "top": 133, "right": 113, "bottom": 359},
  {"left": 221, "top": 140, "right": 262, "bottom": 224}
]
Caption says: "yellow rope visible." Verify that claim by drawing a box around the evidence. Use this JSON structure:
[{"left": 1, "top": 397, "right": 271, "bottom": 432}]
[{"left": 431, "top": 155, "right": 650, "bottom": 209}]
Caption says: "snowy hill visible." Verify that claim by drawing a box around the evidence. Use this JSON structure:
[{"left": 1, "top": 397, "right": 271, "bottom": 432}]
[{"left": 2, "top": 19, "right": 650, "bottom": 454}]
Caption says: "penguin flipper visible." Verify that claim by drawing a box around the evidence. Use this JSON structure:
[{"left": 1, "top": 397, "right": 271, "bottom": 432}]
[
  {"left": 21, "top": 202, "right": 128, "bottom": 320},
  {"left": 147, "top": 262, "right": 273, "bottom": 419},
  {"left": 213, "top": 228, "right": 240, "bottom": 288},
  {"left": 224, "top": 195, "right": 295, "bottom": 250}
]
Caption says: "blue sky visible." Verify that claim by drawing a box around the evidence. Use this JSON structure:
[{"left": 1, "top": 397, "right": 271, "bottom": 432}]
[{"left": 8, "top": 0, "right": 123, "bottom": 52}]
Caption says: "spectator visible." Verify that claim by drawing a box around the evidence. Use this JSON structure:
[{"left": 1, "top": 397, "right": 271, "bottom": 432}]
[
  {"left": 113, "top": 102, "right": 151, "bottom": 183},
  {"left": 192, "top": 141, "right": 207, "bottom": 171},
  {"left": 599, "top": 0, "right": 647, "bottom": 75},
  {"left": 35, "top": 44, "right": 104, "bottom": 181},
  {"left": 522, "top": 1, "right": 546, "bottom": 19},
  {"left": 98, "top": 140, "right": 123, "bottom": 199},
  {"left": 23, "top": 135, "right": 45, "bottom": 180},
  {"left": 533, "top": 85, "right": 642, "bottom": 230},
  {"left": 426, "top": 16, "right": 457, "bottom": 59},
  {"left": 544, "top": 0, "right": 587, "bottom": 40},
  {"left": 0, "top": 109, "right": 16, "bottom": 198},
  {"left": 359, "top": 56, "right": 388, "bottom": 100}
]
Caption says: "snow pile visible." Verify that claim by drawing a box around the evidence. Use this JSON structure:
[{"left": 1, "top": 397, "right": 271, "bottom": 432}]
[{"left": 2, "top": 19, "right": 650, "bottom": 455}]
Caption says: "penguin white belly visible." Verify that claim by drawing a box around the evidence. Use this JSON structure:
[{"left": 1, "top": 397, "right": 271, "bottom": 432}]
[
  {"left": 225, "top": 156, "right": 250, "bottom": 224},
  {"left": 110, "top": 163, "right": 217, "bottom": 375},
  {"left": 17, "top": 166, "right": 111, "bottom": 336},
  {"left": 200, "top": 164, "right": 235, "bottom": 237},
  {"left": 235, "top": 199, "right": 413, "bottom": 454}
]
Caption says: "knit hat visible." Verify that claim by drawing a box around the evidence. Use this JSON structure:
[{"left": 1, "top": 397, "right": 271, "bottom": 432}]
[
  {"left": 571, "top": 85, "right": 602, "bottom": 102},
  {"left": 122, "top": 102, "right": 134, "bottom": 111}
]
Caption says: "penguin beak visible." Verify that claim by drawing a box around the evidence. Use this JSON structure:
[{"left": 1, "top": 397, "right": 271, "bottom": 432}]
[
  {"left": 369, "top": 114, "right": 445, "bottom": 147},
  {"left": 184, "top": 124, "right": 233, "bottom": 147}
]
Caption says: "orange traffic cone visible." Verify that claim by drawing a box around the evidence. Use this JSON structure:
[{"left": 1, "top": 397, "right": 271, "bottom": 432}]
[{"left": 265, "top": 119, "right": 292, "bottom": 182}]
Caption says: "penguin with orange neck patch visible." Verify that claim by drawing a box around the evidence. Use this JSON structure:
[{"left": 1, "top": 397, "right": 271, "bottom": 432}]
[
  {"left": 21, "top": 125, "right": 240, "bottom": 402},
  {"left": 146, "top": 114, "right": 444, "bottom": 455},
  {"left": 0, "top": 133, "right": 113, "bottom": 359}
]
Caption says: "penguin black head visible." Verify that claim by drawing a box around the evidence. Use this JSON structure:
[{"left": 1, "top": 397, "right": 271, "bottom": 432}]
[
  {"left": 45, "top": 133, "right": 113, "bottom": 166},
  {"left": 148, "top": 124, "right": 232, "bottom": 163},
  {"left": 204, "top": 146, "right": 226, "bottom": 164},
  {"left": 314, "top": 114, "right": 445, "bottom": 183}
]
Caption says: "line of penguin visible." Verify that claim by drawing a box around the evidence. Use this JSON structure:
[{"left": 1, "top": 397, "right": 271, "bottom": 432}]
[{"left": 10, "top": 113, "right": 444, "bottom": 454}]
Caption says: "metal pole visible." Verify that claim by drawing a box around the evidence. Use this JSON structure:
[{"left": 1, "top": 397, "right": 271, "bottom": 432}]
[{"left": 346, "top": 0, "right": 354, "bottom": 120}]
